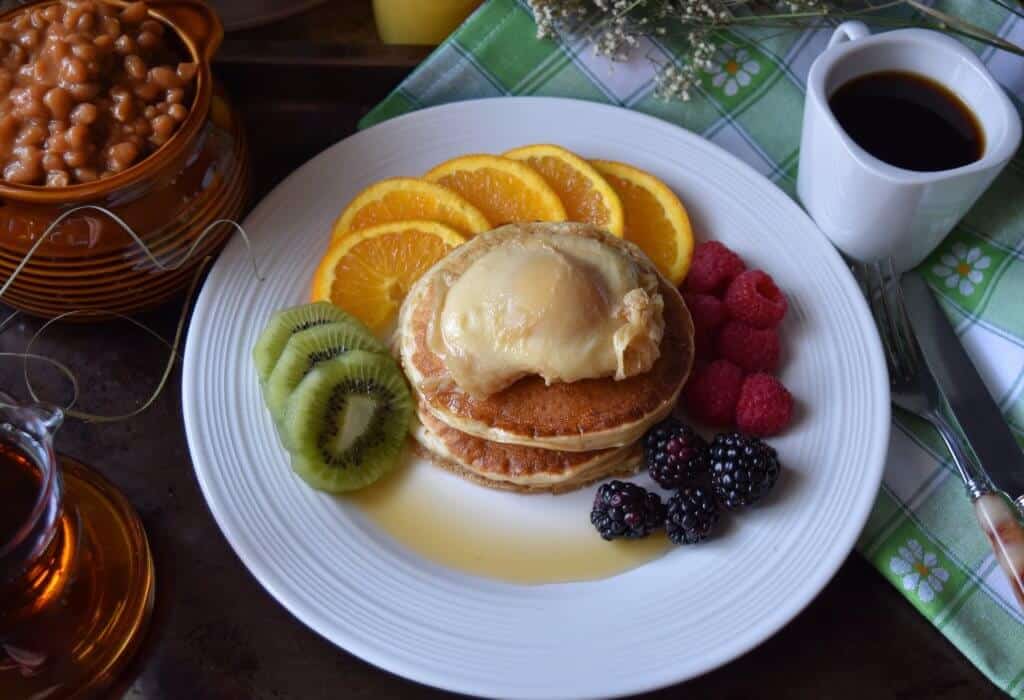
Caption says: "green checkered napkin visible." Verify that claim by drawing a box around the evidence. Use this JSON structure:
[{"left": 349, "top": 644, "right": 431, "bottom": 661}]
[{"left": 360, "top": 0, "right": 1024, "bottom": 692}]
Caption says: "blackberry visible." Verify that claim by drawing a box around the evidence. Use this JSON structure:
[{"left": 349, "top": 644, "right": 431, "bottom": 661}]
[
  {"left": 665, "top": 487, "right": 719, "bottom": 544},
  {"left": 643, "top": 418, "right": 709, "bottom": 489},
  {"left": 590, "top": 480, "right": 665, "bottom": 540},
  {"left": 709, "top": 432, "right": 780, "bottom": 509}
]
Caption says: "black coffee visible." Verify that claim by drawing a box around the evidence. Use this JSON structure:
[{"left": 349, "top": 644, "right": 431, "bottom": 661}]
[{"left": 828, "top": 70, "right": 984, "bottom": 172}]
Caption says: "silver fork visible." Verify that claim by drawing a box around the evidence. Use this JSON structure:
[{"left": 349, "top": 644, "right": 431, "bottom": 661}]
[
  {"left": 856, "top": 258, "right": 1024, "bottom": 607},
  {"left": 855, "top": 259, "right": 983, "bottom": 494}
]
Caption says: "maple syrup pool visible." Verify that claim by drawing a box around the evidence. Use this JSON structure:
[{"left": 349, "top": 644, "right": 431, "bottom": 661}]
[{"left": 347, "top": 452, "right": 671, "bottom": 585}]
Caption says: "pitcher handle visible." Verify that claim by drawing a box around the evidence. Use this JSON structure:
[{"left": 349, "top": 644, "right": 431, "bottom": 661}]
[
  {"left": 828, "top": 20, "right": 870, "bottom": 49},
  {"left": 0, "top": 392, "right": 64, "bottom": 440}
]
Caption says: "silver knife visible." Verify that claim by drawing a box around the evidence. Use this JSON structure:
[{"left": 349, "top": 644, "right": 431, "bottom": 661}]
[{"left": 901, "top": 271, "right": 1024, "bottom": 513}]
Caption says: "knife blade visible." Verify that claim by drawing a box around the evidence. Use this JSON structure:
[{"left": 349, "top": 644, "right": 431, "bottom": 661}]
[{"left": 901, "top": 271, "right": 1024, "bottom": 505}]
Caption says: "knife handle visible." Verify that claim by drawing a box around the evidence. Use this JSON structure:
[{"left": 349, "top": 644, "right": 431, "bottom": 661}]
[{"left": 973, "top": 492, "right": 1024, "bottom": 609}]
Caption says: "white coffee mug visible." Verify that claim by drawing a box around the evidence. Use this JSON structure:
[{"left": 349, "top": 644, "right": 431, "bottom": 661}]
[{"left": 797, "top": 21, "right": 1021, "bottom": 271}]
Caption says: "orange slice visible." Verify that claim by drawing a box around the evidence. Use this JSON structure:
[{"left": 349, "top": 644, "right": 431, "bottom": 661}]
[
  {"left": 310, "top": 220, "right": 465, "bottom": 332},
  {"left": 504, "top": 144, "right": 624, "bottom": 237},
  {"left": 332, "top": 177, "right": 491, "bottom": 241},
  {"left": 590, "top": 160, "right": 693, "bottom": 285},
  {"left": 424, "top": 154, "right": 567, "bottom": 226}
]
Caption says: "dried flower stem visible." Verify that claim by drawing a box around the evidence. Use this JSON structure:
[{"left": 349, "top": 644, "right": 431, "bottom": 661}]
[{"left": 527, "top": 0, "right": 1024, "bottom": 101}]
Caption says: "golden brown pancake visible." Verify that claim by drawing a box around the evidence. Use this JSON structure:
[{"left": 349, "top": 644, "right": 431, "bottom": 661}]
[
  {"left": 398, "top": 222, "right": 694, "bottom": 452},
  {"left": 413, "top": 406, "right": 642, "bottom": 493}
]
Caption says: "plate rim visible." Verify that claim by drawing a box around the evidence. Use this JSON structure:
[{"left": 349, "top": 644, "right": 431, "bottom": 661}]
[{"left": 182, "top": 96, "right": 891, "bottom": 699}]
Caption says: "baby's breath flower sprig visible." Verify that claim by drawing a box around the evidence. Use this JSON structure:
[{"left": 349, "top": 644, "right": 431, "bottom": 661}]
[
  {"left": 528, "top": 0, "right": 590, "bottom": 39},
  {"left": 526, "top": 0, "right": 1024, "bottom": 101},
  {"left": 654, "top": 28, "right": 716, "bottom": 101}
]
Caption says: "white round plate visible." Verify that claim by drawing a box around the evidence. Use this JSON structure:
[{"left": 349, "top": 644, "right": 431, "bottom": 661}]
[{"left": 182, "top": 97, "right": 890, "bottom": 699}]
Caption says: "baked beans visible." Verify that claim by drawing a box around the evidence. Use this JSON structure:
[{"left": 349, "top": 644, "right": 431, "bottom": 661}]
[{"left": 0, "top": 1, "right": 197, "bottom": 186}]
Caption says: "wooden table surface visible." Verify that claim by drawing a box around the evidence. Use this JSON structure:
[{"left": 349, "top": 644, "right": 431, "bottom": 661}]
[{"left": 0, "top": 2, "right": 1003, "bottom": 698}]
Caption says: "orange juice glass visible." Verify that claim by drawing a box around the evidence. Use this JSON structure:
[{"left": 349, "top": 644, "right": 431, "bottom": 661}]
[{"left": 373, "top": 0, "right": 483, "bottom": 45}]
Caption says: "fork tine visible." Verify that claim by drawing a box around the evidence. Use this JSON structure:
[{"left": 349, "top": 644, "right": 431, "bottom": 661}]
[
  {"left": 861, "top": 261, "right": 900, "bottom": 381},
  {"left": 877, "top": 259, "right": 913, "bottom": 374},
  {"left": 875, "top": 258, "right": 913, "bottom": 383},
  {"left": 886, "top": 258, "right": 926, "bottom": 374}
]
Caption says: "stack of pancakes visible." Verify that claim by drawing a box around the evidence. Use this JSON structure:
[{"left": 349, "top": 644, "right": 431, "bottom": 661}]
[{"left": 398, "top": 222, "right": 695, "bottom": 493}]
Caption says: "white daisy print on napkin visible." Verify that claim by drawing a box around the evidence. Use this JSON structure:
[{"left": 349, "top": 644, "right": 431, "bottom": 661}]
[
  {"left": 706, "top": 45, "right": 760, "bottom": 97},
  {"left": 889, "top": 538, "right": 950, "bottom": 603},
  {"left": 931, "top": 243, "right": 991, "bottom": 297}
]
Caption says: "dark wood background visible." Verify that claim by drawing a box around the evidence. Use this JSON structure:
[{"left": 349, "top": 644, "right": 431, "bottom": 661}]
[{"left": 0, "top": 2, "right": 1002, "bottom": 697}]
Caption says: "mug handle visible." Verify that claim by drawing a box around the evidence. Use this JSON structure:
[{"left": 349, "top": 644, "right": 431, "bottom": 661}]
[{"left": 828, "top": 20, "right": 870, "bottom": 49}]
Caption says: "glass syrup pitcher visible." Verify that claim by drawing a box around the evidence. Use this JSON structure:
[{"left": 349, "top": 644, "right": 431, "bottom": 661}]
[{"left": 0, "top": 391, "right": 154, "bottom": 698}]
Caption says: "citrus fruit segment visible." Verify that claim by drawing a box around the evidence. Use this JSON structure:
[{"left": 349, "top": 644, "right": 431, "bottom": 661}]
[
  {"left": 332, "top": 177, "right": 491, "bottom": 240},
  {"left": 310, "top": 220, "right": 465, "bottom": 332},
  {"left": 504, "top": 144, "right": 624, "bottom": 237},
  {"left": 590, "top": 160, "right": 693, "bottom": 285},
  {"left": 424, "top": 154, "right": 567, "bottom": 226}
]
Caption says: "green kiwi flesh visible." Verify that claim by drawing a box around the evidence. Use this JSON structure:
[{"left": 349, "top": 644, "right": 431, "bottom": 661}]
[
  {"left": 264, "top": 322, "right": 387, "bottom": 433},
  {"left": 284, "top": 350, "right": 413, "bottom": 492},
  {"left": 252, "top": 302, "right": 370, "bottom": 384}
]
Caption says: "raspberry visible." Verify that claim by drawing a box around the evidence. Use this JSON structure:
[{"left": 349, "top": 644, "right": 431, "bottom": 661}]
[
  {"left": 682, "top": 359, "right": 744, "bottom": 427},
  {"left": 684, "top": 242, "right": 745, "bottom": 295},
  {"left": 723, "top": 270, "right": 787, "bottom": 329},
  {"left": 736, "top": 374, "right": 794, "bottom": 436},
  {"left": 715, "top": 320, "right": 780, "bottom": 373},
  {"left": 693, "top": 327, "right": 716, "bottom": 366},
  {"left": 685, "top": 293, "right": 725, "bottom": 367},
  {"left": 683, "top": 292, "right": 726, "bottom": 331}
]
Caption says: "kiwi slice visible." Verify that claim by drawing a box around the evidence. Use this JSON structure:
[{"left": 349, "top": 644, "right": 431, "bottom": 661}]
[
  {"left": 283, "top": 350, "right": 413, "bottom": 492},
  {"left": 264, "top": 322, "right": 386, "bottom": 428},
  {"left": 252, "top": 302, "right": 371, "bottom": 384}
]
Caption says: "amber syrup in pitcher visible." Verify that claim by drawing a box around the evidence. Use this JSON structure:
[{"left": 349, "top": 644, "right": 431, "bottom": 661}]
[
  {"left": 0, "top": 437, "right": 80, "bottom": 664},
  {"left": 0, "top": 439, "right": 42, "bottom": 547},
  {"left": 0, "top": 391, "right": 154, "bottom": 696},
  {"left": 0, "top": 446, "right": 154, "bottom": 696}
]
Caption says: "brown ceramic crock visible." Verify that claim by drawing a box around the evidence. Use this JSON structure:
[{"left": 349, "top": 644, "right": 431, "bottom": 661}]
[{"left": 0, "top": 0, "right": 250, "bottom": 319}]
